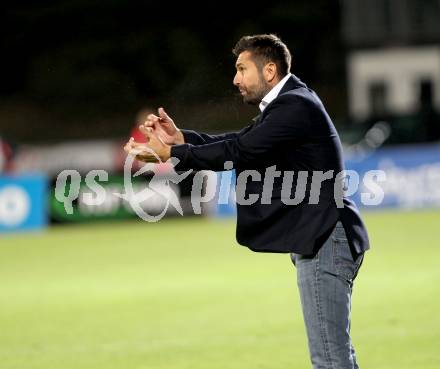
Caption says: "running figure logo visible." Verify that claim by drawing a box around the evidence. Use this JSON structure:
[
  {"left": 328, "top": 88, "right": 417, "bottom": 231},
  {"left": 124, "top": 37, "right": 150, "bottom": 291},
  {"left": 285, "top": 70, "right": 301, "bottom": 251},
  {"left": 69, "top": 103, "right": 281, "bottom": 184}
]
[{"left": 115, "top": 147, "right": 192, "bottom": 222}]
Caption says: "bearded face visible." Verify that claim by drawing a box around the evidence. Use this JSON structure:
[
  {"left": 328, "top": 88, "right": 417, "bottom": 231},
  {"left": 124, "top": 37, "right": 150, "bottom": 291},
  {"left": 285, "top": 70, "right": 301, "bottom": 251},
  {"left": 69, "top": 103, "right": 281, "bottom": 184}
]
[{"left": 233, "top": 51, "right": 272, "bottom": 105}]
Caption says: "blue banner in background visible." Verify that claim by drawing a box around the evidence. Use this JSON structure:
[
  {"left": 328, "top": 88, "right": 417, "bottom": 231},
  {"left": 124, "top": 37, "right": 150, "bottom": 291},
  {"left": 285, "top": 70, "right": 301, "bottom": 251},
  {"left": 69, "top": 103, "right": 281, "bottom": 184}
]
[
  {"left": 345, "top": 143, "right": 440, "bottom": 209},
  {"left": 0, "top": 175, "right": 48, "bottom": 233}
]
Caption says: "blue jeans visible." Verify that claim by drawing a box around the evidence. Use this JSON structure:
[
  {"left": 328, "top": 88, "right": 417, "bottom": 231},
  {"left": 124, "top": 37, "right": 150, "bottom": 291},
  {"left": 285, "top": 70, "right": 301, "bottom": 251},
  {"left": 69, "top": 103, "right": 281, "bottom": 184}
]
[{"left": 290, "top": 222, "right": 364, "bottom": 369}]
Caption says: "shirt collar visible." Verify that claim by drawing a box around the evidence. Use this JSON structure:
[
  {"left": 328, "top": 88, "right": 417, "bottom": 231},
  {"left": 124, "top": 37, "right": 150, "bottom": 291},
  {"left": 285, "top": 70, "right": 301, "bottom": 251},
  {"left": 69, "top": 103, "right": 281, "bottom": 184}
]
[{"left": 259, "top": 73, "right": 292, "bottom": 112}]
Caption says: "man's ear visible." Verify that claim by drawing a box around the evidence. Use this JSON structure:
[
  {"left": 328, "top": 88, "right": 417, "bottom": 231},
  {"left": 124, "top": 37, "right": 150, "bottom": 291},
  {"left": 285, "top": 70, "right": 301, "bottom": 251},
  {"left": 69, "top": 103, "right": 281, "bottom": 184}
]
[{"left": 263, "top": 62, "right": 277, "bottom": 83}]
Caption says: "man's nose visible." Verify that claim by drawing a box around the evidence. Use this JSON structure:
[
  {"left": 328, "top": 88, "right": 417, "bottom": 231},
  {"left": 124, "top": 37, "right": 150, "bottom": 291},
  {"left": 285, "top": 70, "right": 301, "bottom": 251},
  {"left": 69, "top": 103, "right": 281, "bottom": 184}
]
[{"left": 233, "top": 73, "right": 240, "bottom": 86}]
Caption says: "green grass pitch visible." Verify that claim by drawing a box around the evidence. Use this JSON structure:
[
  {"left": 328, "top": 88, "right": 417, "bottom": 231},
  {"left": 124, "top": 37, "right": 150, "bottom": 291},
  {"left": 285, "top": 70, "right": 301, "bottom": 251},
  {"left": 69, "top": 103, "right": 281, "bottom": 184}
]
[{"left": 0, "top": 210, "right": 439, "bottom": 369}]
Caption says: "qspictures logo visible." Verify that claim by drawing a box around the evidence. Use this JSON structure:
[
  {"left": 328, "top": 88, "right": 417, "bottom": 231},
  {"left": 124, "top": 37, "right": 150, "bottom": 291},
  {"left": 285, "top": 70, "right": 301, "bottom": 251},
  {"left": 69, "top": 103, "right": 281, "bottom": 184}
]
[
  {"left": 113, "top": 148, "right": 192, "bottom": 221},
  {"left": 54, "top": 148, "right": 192, "bottom": 222},
  {"left": 54, "top": 149, "right": 387, "bottom": 222}
]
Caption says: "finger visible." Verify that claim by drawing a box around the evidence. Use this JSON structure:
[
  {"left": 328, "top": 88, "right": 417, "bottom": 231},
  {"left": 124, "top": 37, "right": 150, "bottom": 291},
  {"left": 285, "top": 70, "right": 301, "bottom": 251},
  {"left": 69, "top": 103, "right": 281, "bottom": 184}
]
[
  {"left": 125, "top": 143, "right": 138, "bottom": 155},
  {"left": 129, "top": 146, "right": 146, "bottom": 157},
  {"left": 138, "top": 126, "right": 153, "bottom": 144},
  {"left": 139, "top": 124, "right": 151, "bottom": 134},
  {"left": 129, "top": 142, "right": 149, "bottom": 152},
  {"left": 123, "top": 137, "right": 135, "bottom": 153},
  {"left": 136, "top": 154, "right": 158, "bottom": 163},
  {"left": 134, "top": 152, "right": 149, "bottom": 163},
  {"left": 134, "top": 146, "right": 159, "bottom": 163},
  {"left": 146, "top": 114, "right": 159, "bottom": 122},
  {"left": 125, "top": 144, "right": 136, "bottom": 154},
  {"left": 125, "top": 139, "right": 149, "bottom": 155},
  {"left": 139, "top": 124, "right": 153, "bottom": 138},
  {"left": 141, "top": 126, "right": 156, "bottom": 141},
  {"left": 143, "top": 120, "right": 155, "bottom": 127},
  {"left": 158, "top": 107, "right": 169, "bottom": 121},
  {"left": 133, "top": 142, "right": 149, "bottom": 149},
  {"left": 144, "top": 115, "right": 159, "bottom": 128},
  {"left": 135, "top": 154, "right": 146, "bottom": 163}
]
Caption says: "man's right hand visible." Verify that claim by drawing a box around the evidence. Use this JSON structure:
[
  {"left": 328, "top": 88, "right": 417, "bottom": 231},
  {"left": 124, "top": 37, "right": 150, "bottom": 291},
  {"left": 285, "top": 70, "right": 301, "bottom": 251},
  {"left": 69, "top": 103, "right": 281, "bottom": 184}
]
[{"left": 140, "top": 107, "right": 184, "bottom": 146}]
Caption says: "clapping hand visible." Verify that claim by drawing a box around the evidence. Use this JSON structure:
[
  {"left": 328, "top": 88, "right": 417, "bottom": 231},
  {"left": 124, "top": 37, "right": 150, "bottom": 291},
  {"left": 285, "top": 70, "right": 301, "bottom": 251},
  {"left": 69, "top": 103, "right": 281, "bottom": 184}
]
[{"left": 124, "top": 127, "right": 171, "bottom": 163}]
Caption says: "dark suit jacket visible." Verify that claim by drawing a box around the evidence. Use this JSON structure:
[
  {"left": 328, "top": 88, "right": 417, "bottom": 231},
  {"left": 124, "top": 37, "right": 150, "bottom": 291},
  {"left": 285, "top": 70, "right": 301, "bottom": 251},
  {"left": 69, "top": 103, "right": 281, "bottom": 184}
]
[{"left": 171, "top": 75, "right": 369, "bottom": 256}]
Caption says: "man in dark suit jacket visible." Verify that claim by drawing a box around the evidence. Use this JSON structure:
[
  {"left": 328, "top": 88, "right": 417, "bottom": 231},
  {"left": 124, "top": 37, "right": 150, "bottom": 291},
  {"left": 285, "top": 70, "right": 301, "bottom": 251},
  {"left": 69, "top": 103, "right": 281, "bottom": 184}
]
[{"left": 125, "top": 34, "right": 369, "bottom": 369}]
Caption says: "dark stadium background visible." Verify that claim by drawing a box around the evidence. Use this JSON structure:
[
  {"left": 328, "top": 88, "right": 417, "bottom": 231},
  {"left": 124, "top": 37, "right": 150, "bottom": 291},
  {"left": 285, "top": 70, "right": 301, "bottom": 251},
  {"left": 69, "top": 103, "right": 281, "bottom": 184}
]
[{"left": 0, "top": 1, "right": 347, "bottom": 142}]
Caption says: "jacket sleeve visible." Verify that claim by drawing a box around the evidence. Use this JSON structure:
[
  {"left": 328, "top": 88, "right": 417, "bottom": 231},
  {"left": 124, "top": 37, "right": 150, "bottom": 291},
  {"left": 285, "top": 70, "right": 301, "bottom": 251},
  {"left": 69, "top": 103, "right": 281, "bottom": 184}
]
[
  {"left": 171, "top": 95, "right": 311, "bottom": 172},
  {"left": 181, "top": 125, "right": 253, "bottom": 145}
]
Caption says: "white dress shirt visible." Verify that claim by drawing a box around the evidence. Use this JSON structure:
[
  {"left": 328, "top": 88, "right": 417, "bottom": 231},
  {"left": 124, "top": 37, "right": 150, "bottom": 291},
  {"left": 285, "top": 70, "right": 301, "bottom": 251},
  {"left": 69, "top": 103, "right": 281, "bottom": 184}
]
[{"left": 259, "top": 73, "right": 292, "bottom": 113}]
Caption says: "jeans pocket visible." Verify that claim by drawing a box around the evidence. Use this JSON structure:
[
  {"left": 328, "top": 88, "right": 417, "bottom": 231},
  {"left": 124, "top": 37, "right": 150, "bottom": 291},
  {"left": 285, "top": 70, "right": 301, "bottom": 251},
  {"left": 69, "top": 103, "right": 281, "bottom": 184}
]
[{"left": 332, "top": 237, "right": 363, "bottom": 282}]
